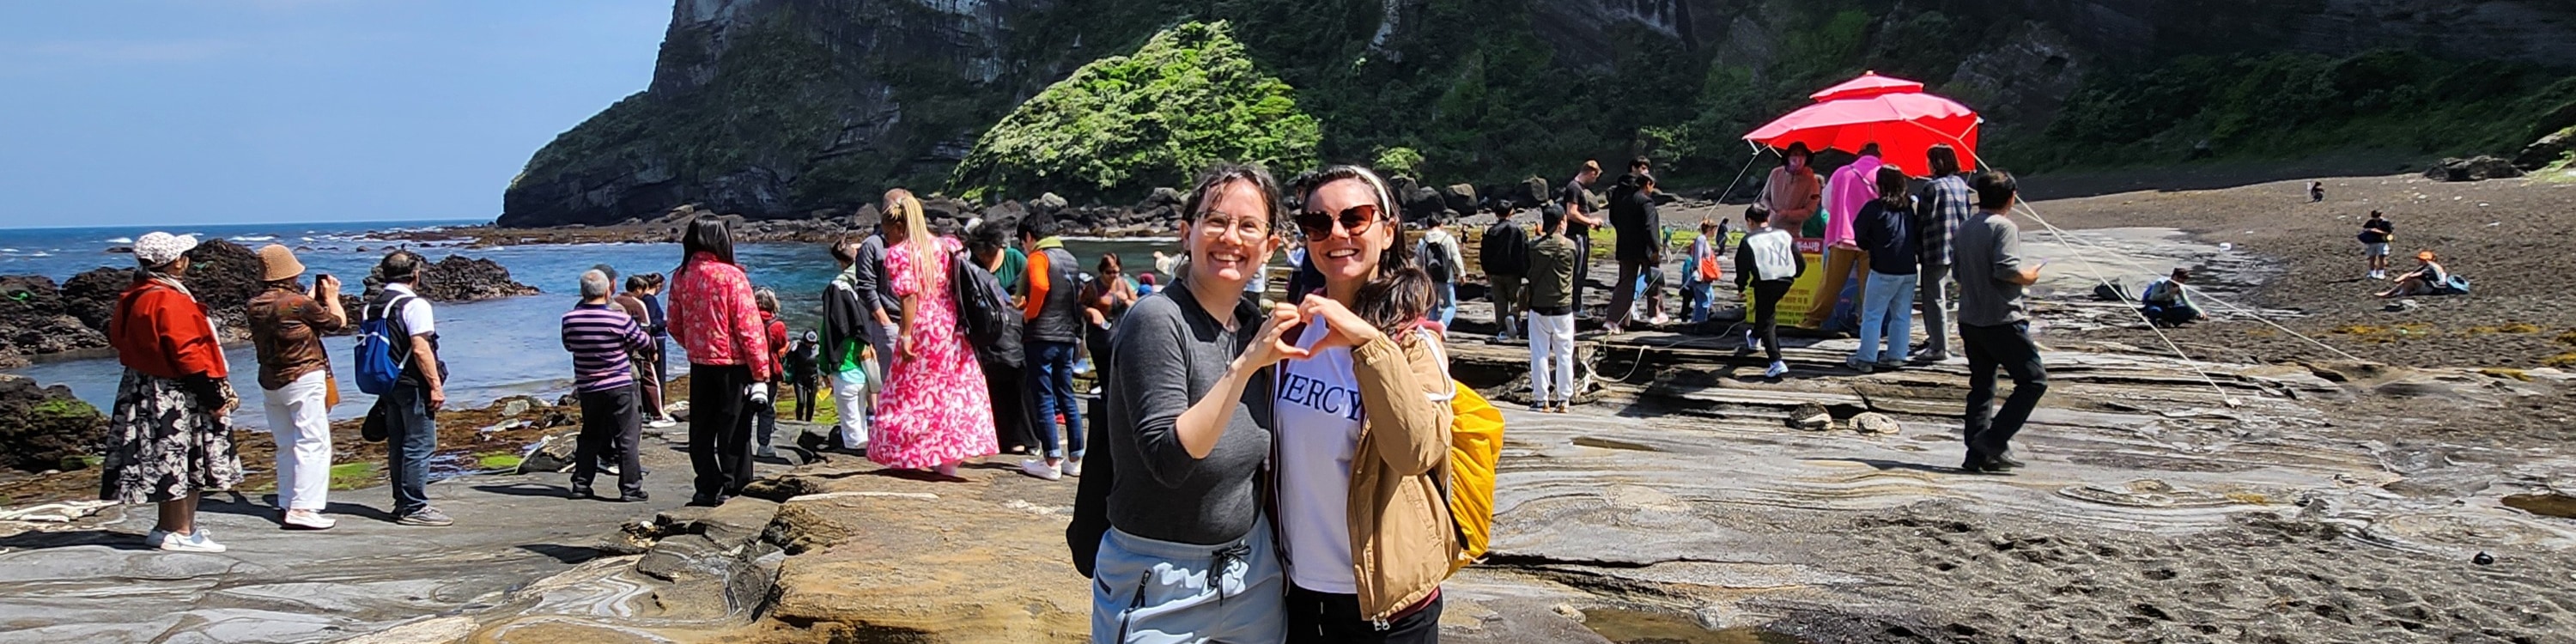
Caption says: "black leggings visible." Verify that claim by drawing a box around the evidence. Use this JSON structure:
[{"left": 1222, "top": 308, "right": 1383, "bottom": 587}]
[
  {"left": 686, "top": 363, "right": 756, "bottom": 501},
  {"left": 1750, "top": 280, "right": 1790, "bottom": 361},
  {"left": 1287, "top": 585, "right": 1442, "bottom": 644}
]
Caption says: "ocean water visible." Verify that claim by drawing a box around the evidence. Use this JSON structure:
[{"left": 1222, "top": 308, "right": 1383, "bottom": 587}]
[{"left": 2, "top": 222, "right": 1178, "bottom": 431}]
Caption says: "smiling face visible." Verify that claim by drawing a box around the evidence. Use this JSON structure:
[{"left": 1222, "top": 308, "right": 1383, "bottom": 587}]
[
  {"left": 1185, "top": 178, "right": 1280, "bottom": 289},
  {"left": 1303, "top": 177, "right": 1394, "bottom": 287}
]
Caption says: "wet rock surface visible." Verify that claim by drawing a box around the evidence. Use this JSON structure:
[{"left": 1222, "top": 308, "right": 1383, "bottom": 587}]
[{"left": 0, "top": 374, "right": 106, "bottom": 473}]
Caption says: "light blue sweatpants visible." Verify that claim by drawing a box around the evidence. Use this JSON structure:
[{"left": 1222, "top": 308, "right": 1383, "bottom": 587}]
[{"left": 1092, "top": 517, "right": 1286, "bottom": 644}]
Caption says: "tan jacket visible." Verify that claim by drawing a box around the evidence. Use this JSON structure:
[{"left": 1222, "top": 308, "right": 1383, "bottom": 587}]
[{"left": 1343, "top": 331, "right": 1459, "bottom": 622}]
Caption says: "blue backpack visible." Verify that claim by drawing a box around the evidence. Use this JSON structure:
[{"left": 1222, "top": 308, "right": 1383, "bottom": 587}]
[{"left": 353, "top": 294, "right": 416, "bottom": 395}]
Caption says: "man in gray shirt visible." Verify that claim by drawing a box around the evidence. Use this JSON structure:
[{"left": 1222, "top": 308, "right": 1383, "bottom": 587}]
[
  {"left": 850, "top": 225, "right": 900, "bottom": 378},
  {"left": 1951, "top": 171, "right": 2047, "bottom": 474}
]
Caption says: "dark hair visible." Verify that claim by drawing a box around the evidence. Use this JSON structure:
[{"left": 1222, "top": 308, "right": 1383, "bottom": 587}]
[
  {"left": 1181, "top": 162, "right": 1286, "bottom": 232},
  {"left": 1746, "top": 204, "right": 1772, "bottom": 223},
  {"left": 2368, "top": 210, "right": 2385, "bottom": 218},
  {"left": 1630, "top": 156, "right": 1652, "bottom": 171},
  {"left": 1291, "top": 164, "right": 1425, "bottom": 337},
  {"left": 1926, "top": 144, "right": 1962, "bottom": 176},
  {"left": 1784, "top": 143, "right": 1813, "bottom": 159},
  {"left": 829, "top": 238, "right": 860, "bottom": 264},
  {"left": 682, "top": 217, "right": 737, "bottom": 265},
  {"left": 966, "top": 217, "right": 1014, "bottom": 254},
  {"left": 625, "top": 274, "right": 650, "bottom": 292},
  {"left": 1971, "top": 170, "right": 2018, "bottom": 210},
  {"left": 592, "top": 264, "right": 618, "bottom": 285},
  {"left": 1859, "top": 142, "right": 1882, "bottom": 156},
  {"left": 645, "top": 272, "right": 665, "bottom": 289},
  {"left": 1020, "top": 212, "right": 1058, "bottom": 240},
  {"left": 378, "top": 251, "right": 422, "bottom": 283},
  {"left": 1098, "top": 252, "right": 1122, "bottom": 275},
  {"left": 1541, "top": 203, "right": 1567, "bottom": 230},
  {"left": 2172, "top": 267, "right": 2191, "bottom": 280},
  {"left": 1874, "top": 167, "right": 1910, "bottom": 210}
]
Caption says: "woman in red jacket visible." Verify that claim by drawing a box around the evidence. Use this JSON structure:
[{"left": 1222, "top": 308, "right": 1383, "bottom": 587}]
[
  {"left": 667, "top": 217, "right": 772, "bottom": 507},
  {"left": 101, "top": 232, "right": 245, "bottom": 553}
]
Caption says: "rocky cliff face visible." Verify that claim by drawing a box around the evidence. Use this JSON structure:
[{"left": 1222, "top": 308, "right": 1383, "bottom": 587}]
[{"left": 502, "top": 0, "right": 2576, "bottom": 228}]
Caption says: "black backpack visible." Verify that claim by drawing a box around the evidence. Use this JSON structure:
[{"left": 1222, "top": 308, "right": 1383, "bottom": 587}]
[
  {"left": 1479, "top": 223, "right": 1529, "bottom": 276},
  {"left": 1423, "top": 237, "right": 1459, "bottom": 283},
  {"left": 950, "top": 252, "right": 1024, "bottom": 368}
]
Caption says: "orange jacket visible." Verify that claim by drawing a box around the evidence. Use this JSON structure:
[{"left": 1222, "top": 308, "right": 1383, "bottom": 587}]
[{"left": 108, "top": 277, "right": 228, "bottom": 380}]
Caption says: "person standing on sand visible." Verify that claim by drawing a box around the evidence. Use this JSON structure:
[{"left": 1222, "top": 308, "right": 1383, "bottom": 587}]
[
  {"left": 247, "top": 244, "right": 345, "bottom": 531},
  {"left": 559, "top": 269, "right": 651, "bottom": 502},
  {"left": 1735, "top": 205, "right": 1805, "bottom": 379},
  {"left": 668, "top": 217, "right": 772, "bottom": 506},
  {"left": 103, "top": 232, "right": 246, "bottom": 551},
  {"left": 2360, "top": 210, "right": 2394, "bottom": 280},
  {"left": 1850, "top": 167, "right": 1919, "bottom": 373},
  {"left": 1807, "top": 143, "right": 1884, "bottom": 329},
  {"left": 1018, "top": 215, "right": 1087, "bottom": 480},
  {"left": 1559, "top": 161, "right": 1606, "bottom": 317},
  {"left": 1759, "top": 143, "right": 1823, "bottom": 240},
  {"left": 1275, "top": 165, "right": 1457, "bottom": 642},
  {"left": 872, "top": 189, "right": 997, "bottom": 478},
  {"left": 1952, "top": 171, "right": 2048, "bottom": 474},
  {"left": 1084, "top": 163, "right": 1292, "bottom": 642},
  {"left": 1527, "top": 204, "right": 1580, "bottom": 412},
  {"left": 1911, "top": 144, "right": 1971, "bottom": 362},
  {"left": 364, "top": 251, "right": 453, "bottom": 526},
  {"left": 820, "top": 240, "right": 876, "bottom": 452}
]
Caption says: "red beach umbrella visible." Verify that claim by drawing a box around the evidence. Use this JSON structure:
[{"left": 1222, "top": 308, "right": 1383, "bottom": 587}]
[{"left": 1747, "top": 71, "right": 1981, "bottom": 175}]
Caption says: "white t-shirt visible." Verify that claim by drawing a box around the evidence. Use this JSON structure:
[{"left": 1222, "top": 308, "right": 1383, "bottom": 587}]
[
  {"left": 1274, "top": 321, "right": 1450, "bottom": 593},
  {"left": 381, "top": 283, "right": 437, "bottom": 337}
]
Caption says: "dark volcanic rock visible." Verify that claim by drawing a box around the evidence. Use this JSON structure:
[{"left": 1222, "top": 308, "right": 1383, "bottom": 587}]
[
  {"left": 2423, "top": 156, "right": 2524, "bottom": 182},
  {"left": 0, "top": 374, "right": 106, "bottom": 473},
  {"left": 365, "top": 254, "right": 540, "bottom": 302},
  {"left": 0, "top": 276, "right": 107, "bottom": 364},
  {"left": 59, "top": 268, "right": 126, "bottom": 331}
]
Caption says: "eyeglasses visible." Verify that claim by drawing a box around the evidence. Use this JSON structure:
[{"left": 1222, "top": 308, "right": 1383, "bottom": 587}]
[
  {"left": 1195, "top": 212, "right": 1271, "bottom": 240},
  {"left": 1296, "top": 204, "right": 1381, "bottom": 240}
]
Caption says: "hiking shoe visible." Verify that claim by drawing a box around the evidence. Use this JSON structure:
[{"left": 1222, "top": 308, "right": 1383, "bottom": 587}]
[
  {"left": 1019, "top": 459, "right": 1063, "bottom": 482},
  {"left": 1987, "top": 451, "right": 2027, "bottom": 471},
  {"left": 1737, "top": 330, "right": 1758, "bottom": 355},
  {"left": 1764, "top": 361, "right": 1789, "bottom": 379},
  {"left": 613, "top": 491, "right": 650, "bottom": 503},
  {"left": 158, "top": 529, "right": 226, "bottom": 553},
  {"left": 283, "top": 509, "right": 337, "bottom": 531},
  {"left": 1063, "top": 459, "right": 1084, "bottom": 477},
  {"left": 569, "top": 485, "right": 595, "bottom": 500},
  {"left": 397, "top": 507, "right": 454, "bottom": 527},
  {"left": 1529, "top": 402, "right": 1551, "bottom": 412},
  {"left": 1844, "top": 357, "right": 1876, "bottom": 374}
]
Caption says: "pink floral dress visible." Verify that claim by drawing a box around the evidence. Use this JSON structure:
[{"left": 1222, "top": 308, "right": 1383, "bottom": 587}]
[{"left": 871, "top": 236, "right": 997, "bottom": 469}]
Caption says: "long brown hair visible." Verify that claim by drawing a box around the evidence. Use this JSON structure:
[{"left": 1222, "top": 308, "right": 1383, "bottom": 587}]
[{"left": 1292, "top": 164, "right": 1428, "bottom": 338}]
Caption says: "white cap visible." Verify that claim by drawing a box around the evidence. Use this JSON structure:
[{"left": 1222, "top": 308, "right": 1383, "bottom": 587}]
[{"left": 132, "top": 232, "right": 199, "bottom": 267}]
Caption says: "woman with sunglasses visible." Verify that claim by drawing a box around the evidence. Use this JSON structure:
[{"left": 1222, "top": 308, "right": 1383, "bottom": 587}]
[
  {"left": 1275, "top": 165, "right": 1458, "bottom": 642},
  {"left": 1088, "top": 163, "right": 1301, "bottom": 641}
]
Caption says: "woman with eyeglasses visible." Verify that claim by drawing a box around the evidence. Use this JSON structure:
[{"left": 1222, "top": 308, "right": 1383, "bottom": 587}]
[
  {"left": 1085, "top": 163, "right": 1301, "bottom": 641},
  {"left": 1274, "top": 165, "right": 1458, "bottom": 642}
]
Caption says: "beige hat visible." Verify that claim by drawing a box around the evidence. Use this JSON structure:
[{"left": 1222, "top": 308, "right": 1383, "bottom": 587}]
[
  {"left": 131, "top": 232, "right": 198, "bottom": 267},
  {"left": 258, "top": 244, "right": 306, "bottom": 282}
]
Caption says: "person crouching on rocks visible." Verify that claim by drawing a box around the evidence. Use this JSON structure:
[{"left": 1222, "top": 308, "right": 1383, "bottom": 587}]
[
  {"left": 247, "top": 244, "right": 346, "bottom": 530},
  {"left": 1084, "top": 163, "right": 1296, "bottom": 642},
  {"left": 668, "top": 216, "right": 773, "bottom": 506},
  {"left": 559, "top": 269, "right": 651, "bottom": 502},
  {"left": 1277, "top": 165, "right": 1459, "bottom": 642},
  {"left": 103, "top": 232, "right": 246, "bottom": 551},
  {"left": 2139, "top": 268, "right": 2205, "bottom": 327}
]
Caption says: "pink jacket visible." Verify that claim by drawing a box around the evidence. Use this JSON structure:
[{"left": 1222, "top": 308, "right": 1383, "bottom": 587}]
[
  {"left": 1825, "top": 155, "right": 1883, "bottom": 248},
  {"left": 668, "top": 252, "right": 772, "bottom": 380}
]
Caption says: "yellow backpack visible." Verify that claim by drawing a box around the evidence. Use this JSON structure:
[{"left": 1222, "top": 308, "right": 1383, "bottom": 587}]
[{"left": 1443, "top": 380, "right": 1505, "bottom": 574}]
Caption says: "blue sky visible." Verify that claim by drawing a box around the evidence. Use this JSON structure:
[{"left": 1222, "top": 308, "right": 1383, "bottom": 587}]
[{"left": 0, "top": 1, "right": 668, "bottom": 228}]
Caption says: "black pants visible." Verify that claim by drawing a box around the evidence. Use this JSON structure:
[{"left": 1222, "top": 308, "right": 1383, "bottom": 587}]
[
  {"left": 1749, "top": 280, "right": 1790, "bottom": 361},
  {"left": 793, "top": 376, "right": 818, "bottom": 422},
  {"left": 1570, "top": 235, "right": 1594, "bottom": 315},
  {"left": 1287, "top": 586, "right": 1442, "bottom": 644},
  {"left": 1960, "top": 322, "right": 2049, "bottom": 461},
  {"left": 984, "top": 361, "right": 1040, "bottom": 453},
  {"left": 572, "top": 385, "right": 643, "bottom": 497},
  {"left": 687, "top": 363, "right": 756, "bottom": 501},
  {"left": 1607, "top": 258, "right": 1645, "bottom": 326}
]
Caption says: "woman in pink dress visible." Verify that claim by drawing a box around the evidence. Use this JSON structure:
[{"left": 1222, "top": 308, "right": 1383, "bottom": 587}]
[{"left": 870, "top": 188, "right": 997, "bottom": 477}]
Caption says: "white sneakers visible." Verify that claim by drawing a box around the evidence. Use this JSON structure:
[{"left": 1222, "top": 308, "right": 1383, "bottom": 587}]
[
  {"left": 647, "top": 416, "right": 677, "bottom": 429},
  {"left": 150, "top": 528, "right": 227, "bottom": 553},
  {"left": 283, "top": 509, "right": 337, "bottom": 531},
  {"left": 1765, "top": 361, "right": 1789, "bottom": 379},
  {"left": 1019, "top": 459, "right": 1063, "bottom": 481},
  {"left": 1063, "top": 459, "right": 1084, "bottom": 478},
  {"left": 2367, "top": 269, "right": 2386, "bottom": 280}
]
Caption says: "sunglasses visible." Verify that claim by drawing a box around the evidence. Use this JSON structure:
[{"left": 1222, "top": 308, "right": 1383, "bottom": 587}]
[{"left": 1296, "top": 204, "right": 1382, "bottom": 240}]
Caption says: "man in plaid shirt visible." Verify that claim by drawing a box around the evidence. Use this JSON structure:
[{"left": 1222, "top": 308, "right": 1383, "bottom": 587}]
[{"left": 1911, "top": 144, "right": 1973, "bottom": 362}]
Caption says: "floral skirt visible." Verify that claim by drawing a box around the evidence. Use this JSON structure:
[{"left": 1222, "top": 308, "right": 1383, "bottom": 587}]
[{"left": 98, "top": 368, "right": 243, "bottom": 504}]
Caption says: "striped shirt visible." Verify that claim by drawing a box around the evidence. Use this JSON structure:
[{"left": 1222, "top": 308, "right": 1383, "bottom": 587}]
[{"left": 561, "top": 303, "right": 648, "bottom": 392}]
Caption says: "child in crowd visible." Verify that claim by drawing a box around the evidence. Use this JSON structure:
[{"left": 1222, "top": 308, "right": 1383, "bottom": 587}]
[{"left": 786, "top": 331, "right": 821, "bottom": 422}]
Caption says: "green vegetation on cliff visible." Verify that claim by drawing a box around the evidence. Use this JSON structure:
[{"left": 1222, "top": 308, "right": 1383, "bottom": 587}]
[{"left": 948, "top": 21, "right": 1320, "bottom": 203}]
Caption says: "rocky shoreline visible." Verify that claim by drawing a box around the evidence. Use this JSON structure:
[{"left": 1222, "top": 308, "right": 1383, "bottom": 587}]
[{"left": 0, "top": 239, "right": 537, "bottom": 369}]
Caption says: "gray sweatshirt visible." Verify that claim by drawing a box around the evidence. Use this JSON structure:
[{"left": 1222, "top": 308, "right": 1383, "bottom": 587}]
[{"left": 1103, "top": 284, "right": 1273, "bottom": 545}]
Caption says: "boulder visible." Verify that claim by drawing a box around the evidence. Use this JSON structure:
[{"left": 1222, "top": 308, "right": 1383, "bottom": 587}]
[
  {"left": 515, "top": 429, "right": 580, "bottom": 475},
  {"left": 1030, "top": 192, "right": 1068, "bottom": 213},
  {"left": 1439, "top": 184, "right": 1479, "bottom": 215},
  {"left": 1520, "top": 176, "right": 1553, "bottom": 209},
  {"left": 2422, "top": 156, "right": 2524, "bottom": 182},
  {"left": 0, "top": 374, "right": 106, "bottom": 473},
  {"left": 1142, "top": 186, "right": 1186, "bottom": 210},
  {"left": 1850, "top": 412, "right": 1900, "bottom": 434},
  {"left": 1400, "top": 185, "right": 1444, "bottom": 223},
  {"left": 2516, "top": 127, "right": 2573, "bottom": 170},
  {"left": 367, "top": 253, "right": 540, "bottom": 302},
  {"left": 59, "top": 268, "right": 128, "bottom": 331},
  {"left": 0, "top": 276, "right": 109, "bottom": 361},
  {"left": 1788, "top": 403, "right": 1832, "bottom": 431}
]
